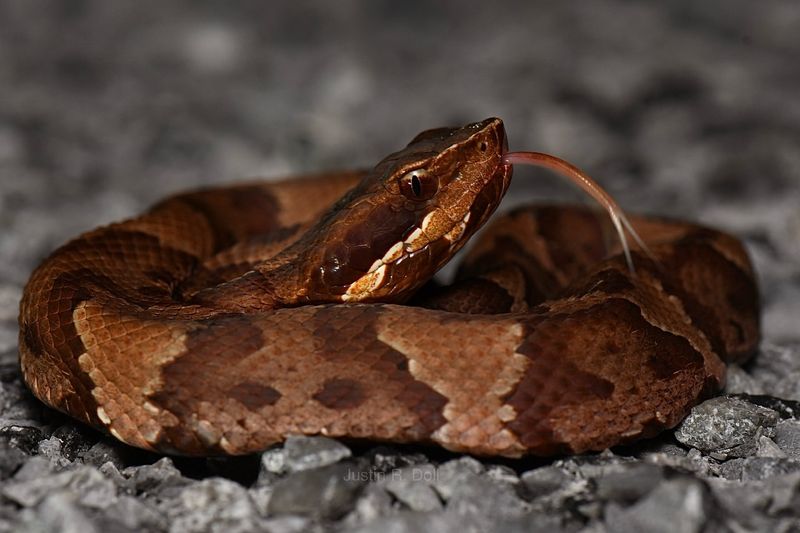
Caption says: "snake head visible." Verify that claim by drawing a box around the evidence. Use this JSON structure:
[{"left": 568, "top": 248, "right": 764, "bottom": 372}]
[{"left": 306, "top": 117, "right": 511, "bottom": 303}]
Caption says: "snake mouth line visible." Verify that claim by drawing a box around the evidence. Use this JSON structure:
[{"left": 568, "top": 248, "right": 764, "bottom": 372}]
[{"left": 341, "top": 209, "right": 474, "bottom": 301}]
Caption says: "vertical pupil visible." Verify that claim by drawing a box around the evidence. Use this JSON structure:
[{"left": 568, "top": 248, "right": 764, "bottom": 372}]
[{"left": 411, "top": 175, "right": 422, "bottom": 196}]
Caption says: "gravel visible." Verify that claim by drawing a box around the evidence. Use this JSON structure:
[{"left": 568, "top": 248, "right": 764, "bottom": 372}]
[
  {"left": 674, "top": 396, "right": 781, "bottom": 459},
  {"left": 1, "top": 1, "right": 800, "bottom": 531}
]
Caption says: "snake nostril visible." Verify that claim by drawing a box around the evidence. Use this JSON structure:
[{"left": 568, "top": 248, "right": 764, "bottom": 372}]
[{"left": 479, "top": 141, "right": 488, "bottom": 152}]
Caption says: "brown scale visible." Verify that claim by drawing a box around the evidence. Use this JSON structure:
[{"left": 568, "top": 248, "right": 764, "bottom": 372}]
[{"left": 18, "top": 118, "right": 759, "bottom": 457}]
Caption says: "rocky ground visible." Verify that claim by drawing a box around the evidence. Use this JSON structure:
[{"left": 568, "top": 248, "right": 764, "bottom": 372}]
[{"left": 1, "top": 1, "right": 799, "bottom": 532}]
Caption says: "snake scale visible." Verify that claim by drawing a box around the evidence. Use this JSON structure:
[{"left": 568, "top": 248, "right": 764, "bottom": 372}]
[{"left": 18, "top": 118, "right": 760, "bottom": 457}]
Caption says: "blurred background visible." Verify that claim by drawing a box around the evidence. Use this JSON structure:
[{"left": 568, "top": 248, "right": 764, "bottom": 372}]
[{"left": 1, "top": 0, "right": 799, "bottom": 351}]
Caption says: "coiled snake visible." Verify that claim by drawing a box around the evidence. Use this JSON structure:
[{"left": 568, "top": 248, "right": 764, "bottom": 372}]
[{"left": 18, "top": 118, "right": 759, "bottom": 457}]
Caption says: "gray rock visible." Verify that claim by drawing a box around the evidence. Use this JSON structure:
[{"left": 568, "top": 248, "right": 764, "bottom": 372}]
[
  {"left": 100, "top": 494, "right": 166, "bottom": 532},
  {"left": 499, "top": 513, "right": 586, "bottom": 533},
  {"left": 755, "top": 436, "right": 787, "bottom": 458},
  {"left": 37, "top": 429, "right": 94, "bottom": 470},
  {"left": 343, "top": 484, "right": 395, "bottom": 527},
  {"left": 283, "top": 435, "right": 351, "bottom": 472},
  {"left": 162, "top": 478, "right": 264, "bottom": 533},
  {"left": 714, "top": 458, "right": 746, "bottom": 481},
  {"left": 123, "top": 457, "right": 188, "bottom": 495},
  {"left": 261, "top": 515, "right": 313, "bottom": 533},
  {"left": 735, "top": 394, "right": 800, "bottom": 419},
  {"left": 0, "top": 443, "right": 27, "bottom": 480},
  {"left": 357, "top": 509, "right": 574, "bottom": 533},
  {"left": 521, "top": 466, "right": 574, "bottom": 499},
  {"left": 485, "top": 463, "right": 520, "bottom": 485},
  {"left": 17, "top": 492, "right": 100, "bottom": 533},
  {"left": 433, "top": 459, "right": 529, "bottom": 521},
  {"left": 98, "top": 461, "right": 134, "bottom": 493},
  {"left": 80, "top": 440, "right": 129, "bottom": 470},
  {"left": 707, "top": 478, "right": 770, "bottom": 525},
  {"left": 593, "top": 463, "right": 666, "bottom": 502},
  {"left": 707, "top": 473, "right": 800, "bottom": 530},
  {"left": 260, "top": 436, "right": 351, "bottom": 478},
  {"left": 0, "top": 383, "right": 45, "bottom": 430},
  {"left": 0, "top": 352, "right": 19, "bottom": 383},
  {"left": 675, "top": 396, "right": 780, "bottom": 458},
  {"left": 0, "top": 285, "right": 22, "bottom": 323},
  {"left": 430, "top": 457, "right": 484, "bottom": 501},
  {"left": 267, "top": 462, "right": 365, "bottom": 519},
  {"left": 639, "top": 444, "right": 715, "bottom": 476},
  {"left": 763, "top": 472, "right": 800, "bottom": 515},
  {"left": 723, "top": 364, "right": 763, "bottom": 395},
  {"left": 2, "top": 465, "right": 117, "bottom": 508},
  {"left": 603, "top": 477, "right": 708, "bottom": 533},
  {"left": 0, "top": 425, "right": 44, "bottom": 455},
  {"left": 368, "top": 447, "right": 430, "bottom": 473},
  {"left": 258, "top": 447, "right": 287, "bottom": 482},
  {"left": 11, "top": 456, "right": 57, "bottom": 482},
  {"left": 248, "top": 485, "right": 273, "bottom": 517},
  {"left": 773, "top": 419, "right": 800, "bottom": 459},
  {"left": 47, "top": 424, "right": 96, "bottom": 461},
  {"left": 556, "top": 453, "right": 638, "bottom": 479},
  {"left": 381, "top": 464, "right": 443, "bottom": 512},
  {"left": 348, "top": 510, "right": 451, "bottom": 533},
  {"left": 636, "top": 442, "right": 689, "bottom": 459},
  {"left": 747, "top": 343, "right": 800, "bottom": 401},
  {"left": 717, "top": 457, "right": 800, "bottom": 482},
  {"left": 0, "top": 503, "right": 21, "bottom": 533},
  {"left": 37, "top": 436, "right": 70, "bottom": 466}
]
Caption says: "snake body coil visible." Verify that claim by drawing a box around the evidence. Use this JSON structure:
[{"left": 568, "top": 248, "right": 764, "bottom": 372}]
[{"left": 18, "top": 118, "right": 759, "bottom": 457}]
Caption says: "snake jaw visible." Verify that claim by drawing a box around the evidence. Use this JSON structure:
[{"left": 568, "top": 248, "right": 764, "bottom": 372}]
[
  {"left": 341, "top": 208, "right": 477, "bottom": 302},
  {"left": 443, "top": 211, "right": 470, "bottom": 245},
  {"left": 341, "top": 264, "right": 388, "bottom": 301}
]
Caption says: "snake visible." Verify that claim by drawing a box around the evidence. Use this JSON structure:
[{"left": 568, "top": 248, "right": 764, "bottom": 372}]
[{"left": 18, "top": 118, "right": 760, "bottom": 457}]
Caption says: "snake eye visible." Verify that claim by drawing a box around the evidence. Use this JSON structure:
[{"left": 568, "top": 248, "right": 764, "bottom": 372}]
[{"left": 400, "top": 169, "right": 437, "bottom": 201}]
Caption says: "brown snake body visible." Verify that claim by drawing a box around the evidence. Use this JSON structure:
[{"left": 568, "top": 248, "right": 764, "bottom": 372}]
[{"left": 18, "top": 118, "right": 759, "bottom": 457}]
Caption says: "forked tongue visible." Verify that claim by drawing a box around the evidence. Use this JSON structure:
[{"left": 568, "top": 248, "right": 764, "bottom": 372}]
[{"left": 501, "top": 151, "right": 652, "bottom": 272}]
